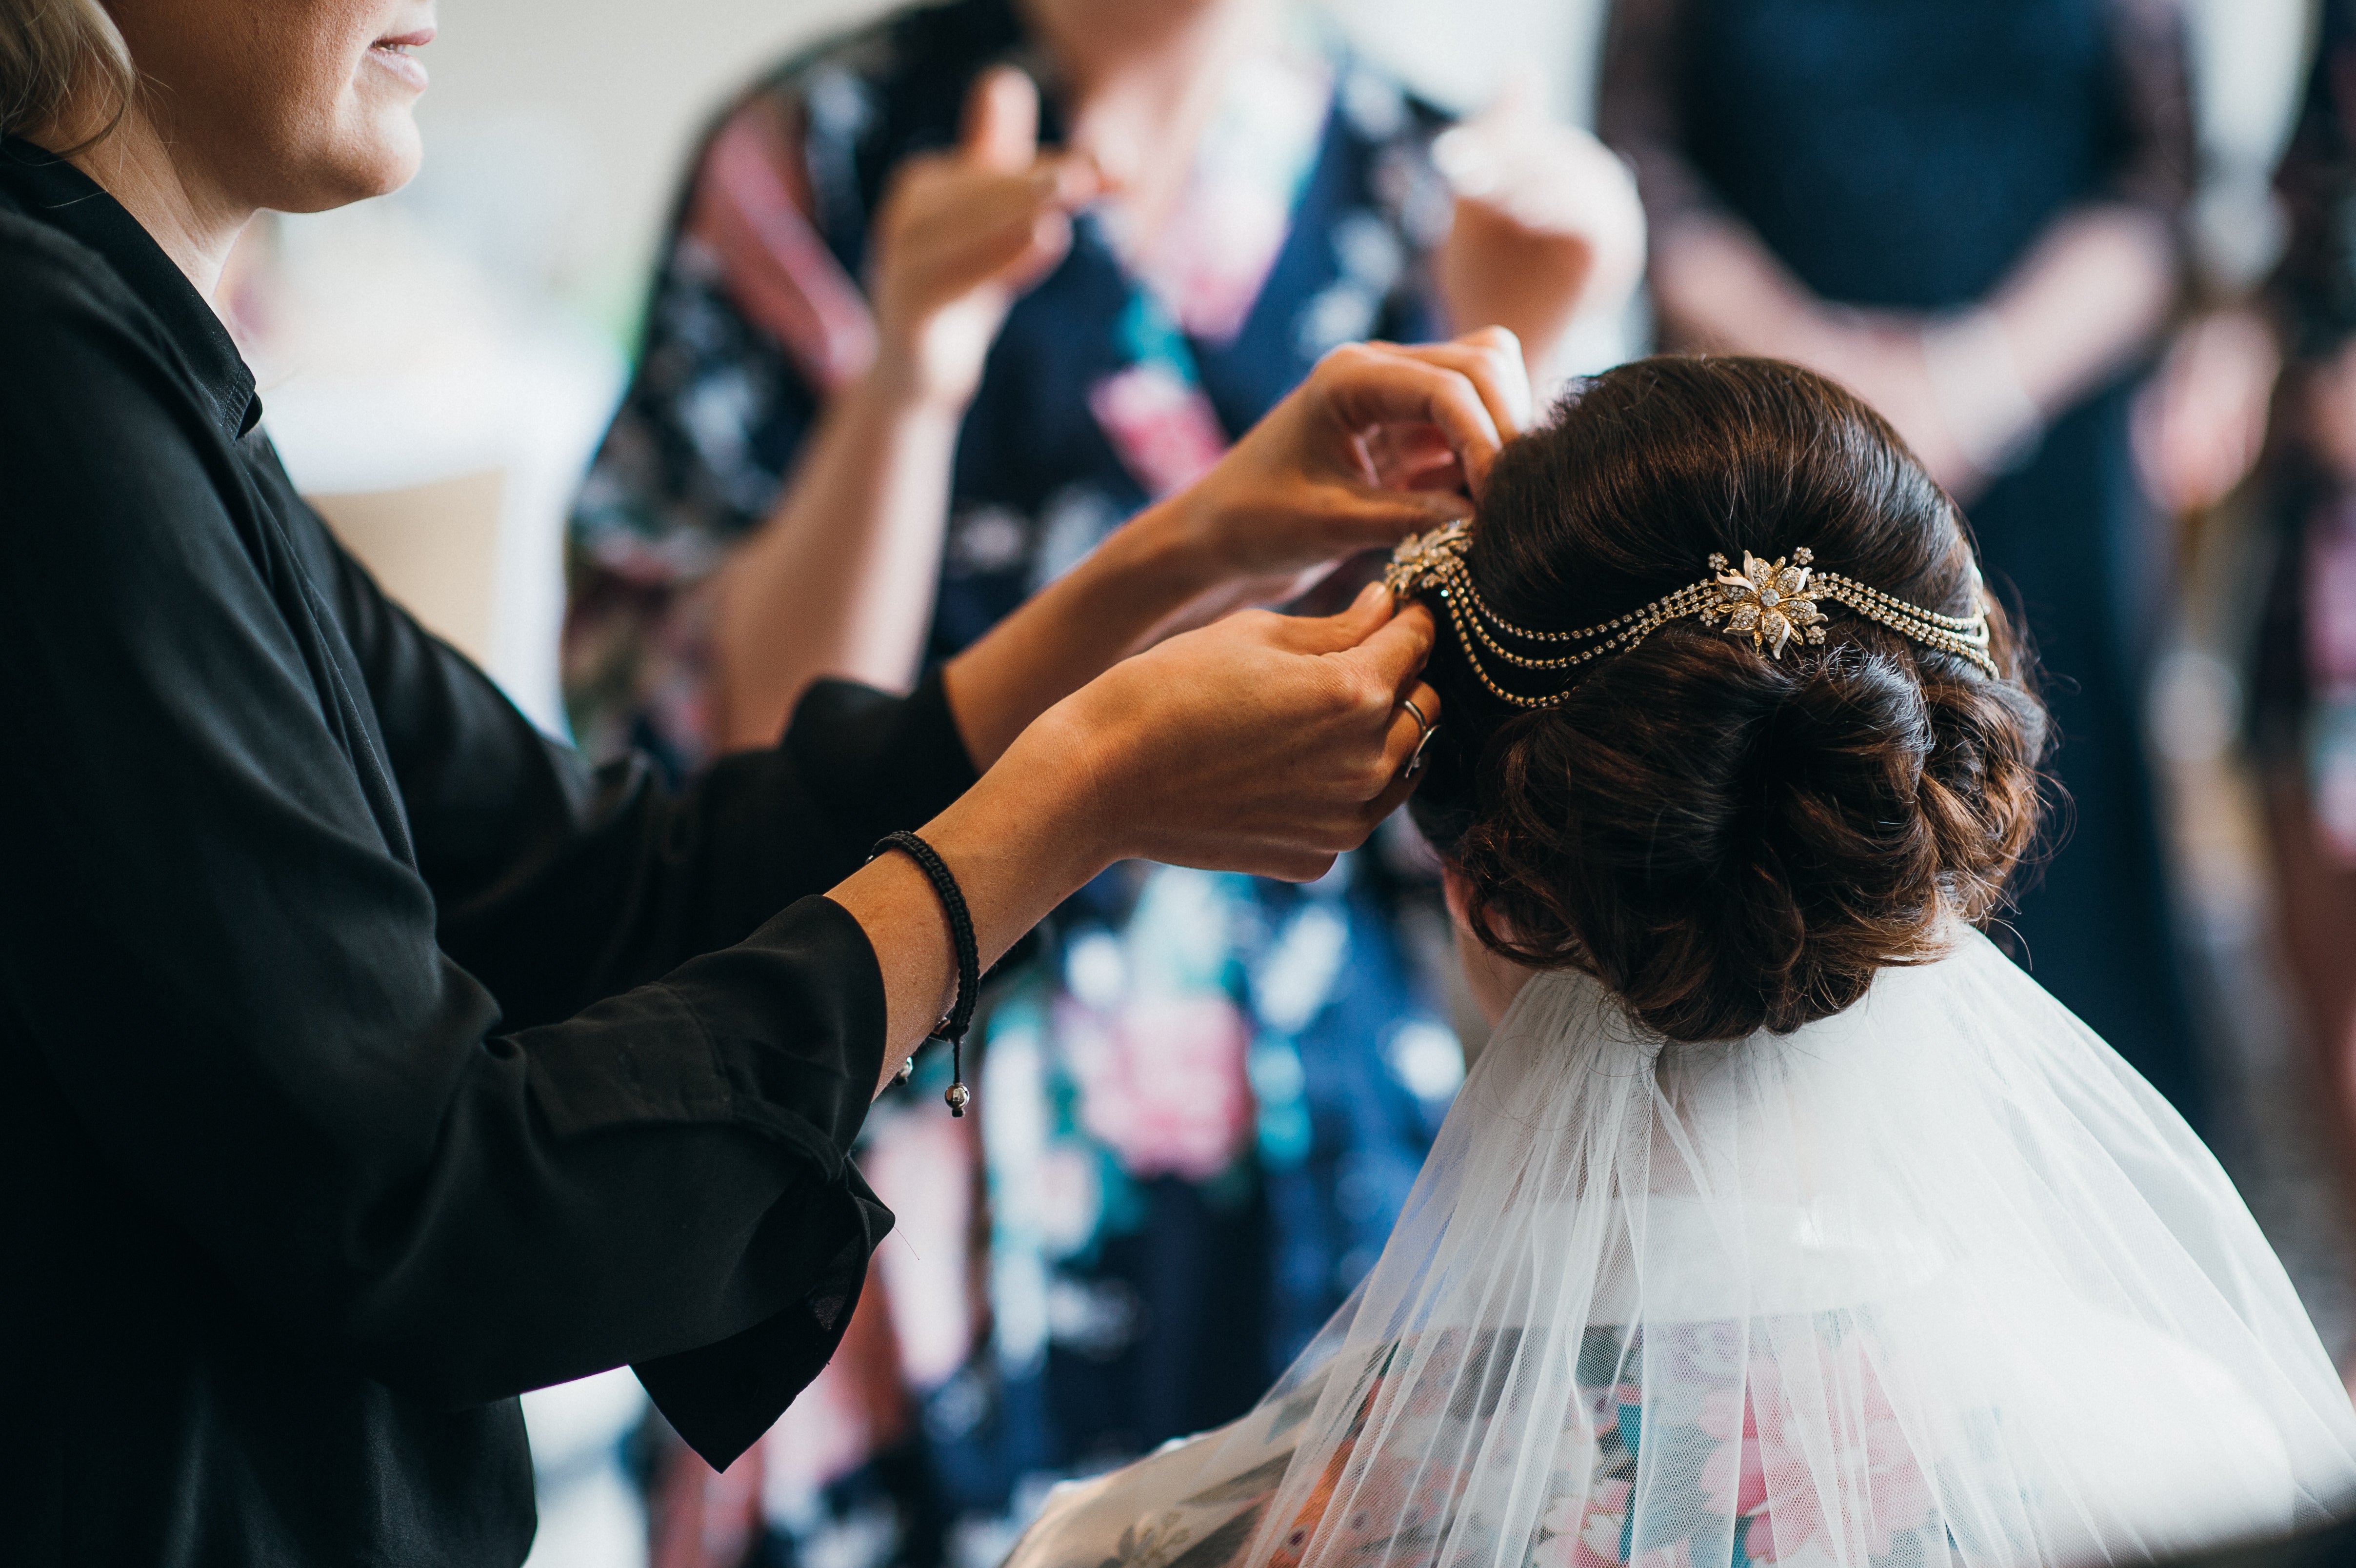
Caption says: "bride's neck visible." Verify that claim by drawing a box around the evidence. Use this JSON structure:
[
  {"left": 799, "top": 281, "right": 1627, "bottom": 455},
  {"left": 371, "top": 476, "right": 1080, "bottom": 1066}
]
[
  {"left": 1443, "top": 867, "right": 1539, "bottom": 1027},
  {"left": 1458, "top": 926, "right": 1538, "bottom": 1028}
]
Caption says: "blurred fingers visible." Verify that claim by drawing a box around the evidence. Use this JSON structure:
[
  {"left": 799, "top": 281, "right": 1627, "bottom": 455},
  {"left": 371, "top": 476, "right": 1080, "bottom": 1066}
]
[
  {"left": 1009, "top": 207, "right": 1077, "bottom": 288},
  {"left": 1037, "top": 151, "right": 1104, "bottom": 207},
  {"left": 912, "top": 162, "right": 1096, "bottom": 284},
  {"left": 950, "top": 160, "right": 1100, "bottom": 234},
  {"left": 1430, "top": 70, "right": 1544, "bottom": 197},
  {"left": 961, "top": 66, "right": 1039, "bottom": 172}
]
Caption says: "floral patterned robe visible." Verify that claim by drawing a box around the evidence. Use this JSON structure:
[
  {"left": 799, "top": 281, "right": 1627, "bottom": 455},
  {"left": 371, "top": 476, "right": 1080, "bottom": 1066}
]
[{"left": 566, "top": 4, "right": 1468, "bottom": 1564}]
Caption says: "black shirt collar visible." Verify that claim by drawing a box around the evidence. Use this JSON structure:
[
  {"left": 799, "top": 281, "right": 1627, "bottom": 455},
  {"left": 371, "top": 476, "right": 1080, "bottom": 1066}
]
[{"left": 0, "top": 136, "right": 261, "bottom": 438}]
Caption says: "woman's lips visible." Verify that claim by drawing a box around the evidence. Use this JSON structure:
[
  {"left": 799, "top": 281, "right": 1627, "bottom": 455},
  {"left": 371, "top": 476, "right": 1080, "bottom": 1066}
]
[{"left": 367, "top": 30, "right": 433, "bottom": 92}]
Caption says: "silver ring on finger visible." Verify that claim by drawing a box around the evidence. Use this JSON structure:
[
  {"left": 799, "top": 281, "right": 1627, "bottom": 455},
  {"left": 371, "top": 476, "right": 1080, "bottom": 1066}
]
[{"left": 1400, "top": 699, "right": 1440, "bottom": 779}]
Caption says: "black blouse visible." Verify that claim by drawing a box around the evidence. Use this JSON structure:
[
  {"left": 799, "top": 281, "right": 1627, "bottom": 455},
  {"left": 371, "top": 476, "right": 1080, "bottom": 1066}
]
[{"left": 0, "top": 140, "right": 974, "bottom": 1567}]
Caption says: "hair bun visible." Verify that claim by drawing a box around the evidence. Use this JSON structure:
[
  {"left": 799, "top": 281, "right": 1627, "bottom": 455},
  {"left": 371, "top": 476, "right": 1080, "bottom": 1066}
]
[
  {"left": 1456, "top": 630, "right": 2040, "bottom": 1042},
  {"left": 1702, "top": 640, "right": 1944, "bottom": 1032},
  {"left": 1426, "top": 357, "right": 2048, "bottom": 1043}
]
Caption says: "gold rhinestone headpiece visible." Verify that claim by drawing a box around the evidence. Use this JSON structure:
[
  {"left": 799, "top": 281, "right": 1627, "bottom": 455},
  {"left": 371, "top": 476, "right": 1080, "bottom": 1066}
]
[{"left": 1380, "top": 520, "right": 1997, "bottom": 708}]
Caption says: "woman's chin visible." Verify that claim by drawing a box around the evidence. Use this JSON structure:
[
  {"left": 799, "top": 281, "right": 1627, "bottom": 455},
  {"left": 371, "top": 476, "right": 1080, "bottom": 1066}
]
[
  {"left": 277, "top": 121, "right": 423, "bottom": 212},
  {"left": 366, "top": 123, "right": 425, "bottom": 196}
]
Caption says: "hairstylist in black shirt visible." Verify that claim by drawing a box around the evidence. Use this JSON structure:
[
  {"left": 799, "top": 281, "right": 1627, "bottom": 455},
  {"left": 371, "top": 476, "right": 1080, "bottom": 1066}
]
[{"left": 0, "top": 4, "right": 1533, "bottom": 1563}]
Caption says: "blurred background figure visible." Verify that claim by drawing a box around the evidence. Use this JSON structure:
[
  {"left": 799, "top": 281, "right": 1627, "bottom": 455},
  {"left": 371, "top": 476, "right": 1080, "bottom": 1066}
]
[
  {"left": 1597, "top": 0, "right": 2205, "bottom": 1119},
  {"left": 2254, "top": 0, "right": 2356, "bottom": 1376},
  {"left": 558, "top": 2, "right": 1641, "bottom": 1566}
]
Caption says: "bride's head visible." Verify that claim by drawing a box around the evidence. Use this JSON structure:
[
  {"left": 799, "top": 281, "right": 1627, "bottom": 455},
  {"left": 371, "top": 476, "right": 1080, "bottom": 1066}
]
[{"left": 1404, "top": 356, "right": 2048, "bottom": 1043}]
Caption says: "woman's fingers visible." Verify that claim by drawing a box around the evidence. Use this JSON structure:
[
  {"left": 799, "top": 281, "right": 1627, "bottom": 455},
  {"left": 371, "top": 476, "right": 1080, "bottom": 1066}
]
[
  {"left": 1362, "top": 421, "right": 1468, "bottom": 490},
  {"left": 903, "top": 159, "right": 1098, "bottom": 293},
  {"left": 1341, "top": 601, "right": 1438, "bottom": 698},
  {"left": 1315, "top": 346, "right": 1508, "bottom": 495},
  {"left": 1274, "top": 676, "right": 1441, "bottom": 867},
  {"left": 961, "top": 66, "right": 1040, "bottom": 172},
  {"left": 1383, "top": 678, "right": 1443, "bottom": 779},
  {"left": 1067, "top": 599, "right": 1442, "bottom": 880},
  {"left": 1392, "top": 329, "right": 1534, "bottom": 440},
  {"left": 1005, "top": 207, "right": 1078, "bottom": 292},
  {"left": 1309, "top": 333, "right": 1527, "bottom": 525},
  {"left": 1152, "top": 329, "right": 1527, "bottom": 596},
  {"left": 921, "top": 160, "right": 1098, "bottom": 251},
  {"left": 1265, "top": 582, "right": 1394, "bottom": 655},
  {"left": 1344, "top": 330, "right": 1533, "bottom": 436}
]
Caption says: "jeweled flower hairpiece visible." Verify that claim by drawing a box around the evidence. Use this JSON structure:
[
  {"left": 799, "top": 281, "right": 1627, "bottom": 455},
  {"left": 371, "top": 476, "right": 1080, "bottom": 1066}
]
[{"left": 1381, "top": 520, "right": 1997, "bottom": 708}]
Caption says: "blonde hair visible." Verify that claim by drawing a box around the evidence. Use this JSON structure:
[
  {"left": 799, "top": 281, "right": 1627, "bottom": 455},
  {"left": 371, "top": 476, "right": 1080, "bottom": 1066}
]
[{"left": 0, "top": 0, "right": 133, "bottom": 148}]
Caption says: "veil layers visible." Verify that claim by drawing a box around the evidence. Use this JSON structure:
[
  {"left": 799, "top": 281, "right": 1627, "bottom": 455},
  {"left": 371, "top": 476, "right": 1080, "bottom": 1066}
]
[{"left": 998, "top": 929, "right": 2356, "bottom": 1568}]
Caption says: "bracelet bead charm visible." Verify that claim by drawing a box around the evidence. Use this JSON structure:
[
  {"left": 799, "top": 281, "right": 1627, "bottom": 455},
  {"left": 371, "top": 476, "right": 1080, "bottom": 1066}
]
[{"left": 871, "top": 830, "right": 981, "bottom": 1116}]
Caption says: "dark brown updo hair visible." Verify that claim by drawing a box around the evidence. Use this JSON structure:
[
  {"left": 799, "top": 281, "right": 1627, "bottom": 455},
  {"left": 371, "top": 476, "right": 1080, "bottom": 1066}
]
[{"left": 1407, "top": 356, "right": 2049, "bottom": 1043}]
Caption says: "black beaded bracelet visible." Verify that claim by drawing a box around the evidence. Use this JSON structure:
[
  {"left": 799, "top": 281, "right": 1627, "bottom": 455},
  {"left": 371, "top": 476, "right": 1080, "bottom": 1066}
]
[{"left": 871, "top": 830, "right": 978, "bottom": 1116}]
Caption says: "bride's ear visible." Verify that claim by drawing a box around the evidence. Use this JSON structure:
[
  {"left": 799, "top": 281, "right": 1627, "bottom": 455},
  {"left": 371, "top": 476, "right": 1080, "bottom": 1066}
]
[{"left": 1442, "top": 862, "right": 1477, "bottom": 929}]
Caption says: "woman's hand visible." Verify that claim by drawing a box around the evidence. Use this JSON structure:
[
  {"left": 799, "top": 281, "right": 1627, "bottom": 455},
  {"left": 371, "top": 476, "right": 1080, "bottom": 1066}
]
[
  {"left": 839, "top": 586, "right": 1440, "bottom": 1079},
  {"left": 941, "top": 329, "right": 1521, "bottom": 766},
  {"left": 1654, "top": 206, "right": 2175, "bottom": 502},
  {"left": 1146, "top": 329, "right": 1535, "bottom": 617},
  {"left": 2132, "top": 306, "right": 2280, "bottom": 518},
  {"left": 1025, "top": 585, "right": 1441, "bottom": 879},
  {"left": 1432, "top": 81, "right": 1647, "bottom": 385},
  {"left": 1797, "top": 316, "right": 1993, "bottom": 496},
  {"left": 868, "top": 68, "right": 1102, "bottom": 411}
]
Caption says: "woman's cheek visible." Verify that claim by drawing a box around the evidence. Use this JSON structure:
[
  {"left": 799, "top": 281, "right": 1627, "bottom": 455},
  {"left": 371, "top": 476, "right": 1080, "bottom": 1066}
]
[{"left": 232, "top": 0, "right": 425, "bottom": 209}]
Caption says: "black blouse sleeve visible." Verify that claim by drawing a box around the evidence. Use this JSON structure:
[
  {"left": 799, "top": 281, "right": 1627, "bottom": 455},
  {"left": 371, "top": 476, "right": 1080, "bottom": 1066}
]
[
  {"left": 319, "top": 513, "right": 976, "bottom": 1030},
  {"left": 0, "top": 226, "right": 974, "bottom": 1468}
]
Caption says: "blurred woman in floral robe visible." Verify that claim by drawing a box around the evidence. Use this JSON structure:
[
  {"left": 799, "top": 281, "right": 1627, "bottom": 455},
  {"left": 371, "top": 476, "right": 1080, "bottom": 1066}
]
[{"left": 564, "top": 2, "right": 1642, "bottom": 1565}]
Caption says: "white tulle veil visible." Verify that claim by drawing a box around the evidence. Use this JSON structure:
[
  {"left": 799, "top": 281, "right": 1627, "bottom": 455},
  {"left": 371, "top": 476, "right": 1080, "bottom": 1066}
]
[{"left": 997, "top": 926, "right": 2356, "bottom": 1568}]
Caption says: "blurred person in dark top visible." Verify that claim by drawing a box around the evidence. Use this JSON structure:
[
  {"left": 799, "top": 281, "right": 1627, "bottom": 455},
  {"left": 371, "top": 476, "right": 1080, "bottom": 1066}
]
[
  {"left": 565, "top": 3, "right": 1645, "bottom": 1564},
  {"left": 1598, "top": 0, "right": 2203, "bottom": 1122},
  {"left": 2255, "top": 0, "right": 2356, "bottom": 1344}
]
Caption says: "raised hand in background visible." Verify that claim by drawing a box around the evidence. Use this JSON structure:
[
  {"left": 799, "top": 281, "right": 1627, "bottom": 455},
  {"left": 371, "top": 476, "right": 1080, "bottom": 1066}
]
[
  {"left": 707, "top": 69, "right": 1099, "bottom": 752},
  {"left": 1431, "top": 76, "right": 1646, "bottom": 394},
  {"left": 869, "top": 67, "right": 1103, "bottom": 411}
]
